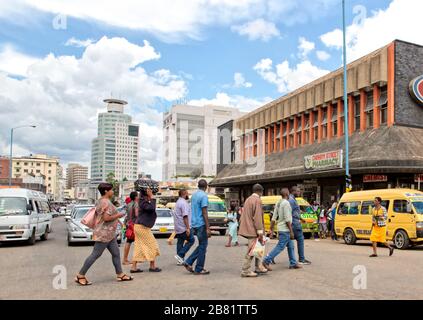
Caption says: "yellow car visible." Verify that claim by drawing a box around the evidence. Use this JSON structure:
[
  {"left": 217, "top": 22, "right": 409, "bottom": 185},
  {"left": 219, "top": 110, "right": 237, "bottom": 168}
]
[
  {"left": 335, "top": 189, "right": 423, "bottom": 249},
  {"left": 207, "top": 195, "right": 227, "bottom": 236},
  {"left": 262, "top": 196, "right": 318, "bottom": 237}
]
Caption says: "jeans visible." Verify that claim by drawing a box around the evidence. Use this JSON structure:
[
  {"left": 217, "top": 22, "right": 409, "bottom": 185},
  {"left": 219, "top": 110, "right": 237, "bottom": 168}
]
[
  {"left": 263, "top": 231, "right": 297, "bottom": 267},
  {"left": 293, "top": 223, "right": 305, "bottom": 262},
  {"left": 175, "top": 229, "right": 195, "bottom": 259},
  {"left": 185, "top": 225, "right": 208, "bottom": 273},
  {"left": 79, "top": 237, "right": 122, "bottom": 275}
]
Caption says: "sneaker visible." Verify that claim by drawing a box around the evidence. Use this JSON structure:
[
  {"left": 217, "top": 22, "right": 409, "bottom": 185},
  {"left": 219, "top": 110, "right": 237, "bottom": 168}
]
[
  {"left": 254, "top": 267, "right": 268, "bottom": 274},
  {"left": 261, "top": 261, "right": 272, "bottom": 271},
  {"left": 241, "top": 271, "right": 258, "bottom": 278},
  {"left": 174, "top": 255, "right": 184, "bottom": 265},
  {"left": 298, "top": 259, "right": 312, "bottom": 265},
  {"left": 289, "top": 264, "right": 302, "bottom": 269}
]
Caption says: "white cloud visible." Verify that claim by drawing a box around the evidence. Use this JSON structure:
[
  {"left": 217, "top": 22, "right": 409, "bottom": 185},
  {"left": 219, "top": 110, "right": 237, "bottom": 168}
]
[
  {"left": 320, "top": 0, "right": 423, "bottom": 62},
  {"left": 254, "top": 58, "right": 329, "bottom": 93},
  {"left": 231, "top": 19, "right": 281, "bottom": 42},
  {"left": 0, "top": 0, "right": 338, "bottom": 42},
  {"left": 189, "top": 92, "right": 272, "bottom": 113},
  {"left": 65, "top": 37, "right": 95, "bottom": 48},
  {"left": 0, "top": 45, "right": 41, "bottom": 76},
  {"left": 233, "top": 72, "right": 252, "bottom": 88},
  {"left": 316, "top": 50, "right": 331, "bottom": 61},
  {"left": 0, "top": 36, "right": 187, "bottom": 180},
  {"left": 298, "top": 37, "right": 315, "bottom": 58}
]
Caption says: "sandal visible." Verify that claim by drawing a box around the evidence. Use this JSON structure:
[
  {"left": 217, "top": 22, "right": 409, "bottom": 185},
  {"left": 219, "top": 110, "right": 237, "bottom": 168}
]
[
  {"left": 225, "top": 244, "right": 231, "bottom": 247},
  {"left": 122, "top": 261, "right": 131, "bottom": 265},
  {"left": 149, "top": 267, "right": 162, "bottom": 272},
  {"left": 75, "top": 275, "right": 92, "bottom": 286},
  {"left": 130, "top": 269, "right": 143, "bottom": 273},
  {"left": 117, "top": 274, "right": 133, "bottom": 282},
  {"left": 184, "top": 263, "right": 194, "bottom": 273}
]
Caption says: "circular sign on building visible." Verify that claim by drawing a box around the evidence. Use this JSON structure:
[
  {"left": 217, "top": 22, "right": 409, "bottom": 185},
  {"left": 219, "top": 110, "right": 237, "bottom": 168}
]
[{"left": 409, "top": 75, "right": 423, "bottom": 105}]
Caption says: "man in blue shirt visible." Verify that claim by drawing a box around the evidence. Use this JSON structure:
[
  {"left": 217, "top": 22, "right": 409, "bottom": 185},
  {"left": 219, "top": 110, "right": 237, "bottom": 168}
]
[
  {"left": 184, "top": 179, "right": 211, "bottom": 275},
  {"left": 289, "top": 186, "right": 312, "bottom": 265}
]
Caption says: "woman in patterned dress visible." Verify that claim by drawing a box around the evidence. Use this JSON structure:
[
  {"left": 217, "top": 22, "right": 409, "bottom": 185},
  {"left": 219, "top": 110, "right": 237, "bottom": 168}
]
[
  {"left": 75, "top": 183, "right": 133, "bottom": 285},
  {"left": 131, "top": 186, "right": 162, "bottom": 272}
]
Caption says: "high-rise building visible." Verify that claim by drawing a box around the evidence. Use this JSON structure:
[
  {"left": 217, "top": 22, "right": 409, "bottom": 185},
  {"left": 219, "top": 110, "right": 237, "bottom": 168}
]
[
  {"left": 66, "top": 163, "right": 88, "bottom": 189},
  {"left": 162, "top": 104, "right": 243, "bottom": 181},
  {"left": 11, "top": 154, "right": 61, "bottom": 200},
  {"left": 91, "top": 98, "right": 140, "bottom": 184}
]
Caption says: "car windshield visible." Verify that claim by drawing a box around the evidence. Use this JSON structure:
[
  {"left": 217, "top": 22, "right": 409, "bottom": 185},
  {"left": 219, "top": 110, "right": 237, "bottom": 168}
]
[
  {"left": 73, "top": 207, "right": 92, "bottom": 220},
  {"left": 262, "top": 204, "right": 275, "bottom": 213},
  {"left": 0, "top": 197, "right": 27, "bottom": 216},
  {"left": 156, "top": 209, "right": 172, "bottom": 217},
  {"left": 208, "top": 202, "right": 226, "bottom": 212},
  {"left": 413, "top": 202, "right": 423, "bottom": 214}
]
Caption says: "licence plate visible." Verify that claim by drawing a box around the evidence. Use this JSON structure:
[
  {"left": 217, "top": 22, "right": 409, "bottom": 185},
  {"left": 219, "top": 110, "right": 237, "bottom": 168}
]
[{"left": 159, "top": 227, "right": 168, "bottom": 233}]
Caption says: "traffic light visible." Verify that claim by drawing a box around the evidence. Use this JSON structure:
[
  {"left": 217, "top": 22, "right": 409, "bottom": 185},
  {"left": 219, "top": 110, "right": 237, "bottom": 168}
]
[{"left": 345, "top": 174, "right": 352, "bottom": 193}]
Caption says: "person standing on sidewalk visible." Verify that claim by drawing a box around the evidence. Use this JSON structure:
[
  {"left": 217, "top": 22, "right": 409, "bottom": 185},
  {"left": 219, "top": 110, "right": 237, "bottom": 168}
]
[
  {"left": 173, "top": 189, "right": 195, "bottom": 265},
  {"left": 239, "top": 184, "right": 269, "bottom": 278},
  {"left": 370, "top": 197, "right": 395, "bottom": 257},
  {"left": 183, "top": 180, "right": 211, "bottom": 275},
  {"left": 225, "top": 200, "right": 239, "bottom": 247},
  {"left": 75, "top": 183, "right": 133, "bottom": 285},
  {"left": 122, "top": 191, "right": 139, "bottom": 265},
  {"left": 289, "top": 186, "right": 312, "bottom": 265},
  {"left": 262, "top": 188, "right": 301, "bottom": 270}
]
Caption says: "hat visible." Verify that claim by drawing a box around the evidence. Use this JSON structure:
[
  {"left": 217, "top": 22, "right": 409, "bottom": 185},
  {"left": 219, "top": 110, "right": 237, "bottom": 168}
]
[{"left": 134, "top": 178, "right": 159, "bottom": 194}]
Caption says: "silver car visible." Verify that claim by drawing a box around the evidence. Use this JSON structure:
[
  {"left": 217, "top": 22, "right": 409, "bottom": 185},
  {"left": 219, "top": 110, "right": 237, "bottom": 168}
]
[
  {"left": 151, "top": 208, "right": 175, "bottom": 236},
  {"left": 66, "top": 206, "right": 122, "bottom": 246}
]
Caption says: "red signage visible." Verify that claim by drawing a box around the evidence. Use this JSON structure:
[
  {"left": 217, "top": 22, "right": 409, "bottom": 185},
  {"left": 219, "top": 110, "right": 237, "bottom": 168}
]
[
  {"left": 415, "top": 174, "right": 423, "bottom": 183},
  {"left": 363, "top": 175, "right": 388, "bottom": 183},
  {"left": 409, "top": 75, "right": 423, "bottom": 105}
]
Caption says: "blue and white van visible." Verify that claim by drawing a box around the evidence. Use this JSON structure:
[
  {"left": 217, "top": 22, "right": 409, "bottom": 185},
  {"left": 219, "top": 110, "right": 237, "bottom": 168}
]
[{"left": 0, "top": 188, "right": 53, "bottom": 245}]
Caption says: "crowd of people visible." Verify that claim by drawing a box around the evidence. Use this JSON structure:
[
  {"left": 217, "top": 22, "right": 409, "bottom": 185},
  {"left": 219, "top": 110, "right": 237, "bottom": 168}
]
[{"left": 74, "top": 179, "right": 394, "bottom": 285}]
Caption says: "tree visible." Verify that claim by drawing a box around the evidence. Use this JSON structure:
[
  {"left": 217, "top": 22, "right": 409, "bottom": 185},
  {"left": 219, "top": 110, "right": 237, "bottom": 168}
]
[{"left": 106, "top": 172, "right": 120, "bottom": 202}]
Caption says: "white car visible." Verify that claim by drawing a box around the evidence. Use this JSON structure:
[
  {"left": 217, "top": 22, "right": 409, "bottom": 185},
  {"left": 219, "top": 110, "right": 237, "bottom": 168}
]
[
  {"left": 151, "top": 208, "right": 174, "bottom": 236},
  {"left": 0, "top": 188, "right": 52, "bottom": 245}
]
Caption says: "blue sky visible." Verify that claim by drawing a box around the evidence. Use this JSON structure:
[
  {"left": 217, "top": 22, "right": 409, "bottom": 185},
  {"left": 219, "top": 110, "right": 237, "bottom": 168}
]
[{"left": 0, "top": 0, "right": 418, "bottom": 179}]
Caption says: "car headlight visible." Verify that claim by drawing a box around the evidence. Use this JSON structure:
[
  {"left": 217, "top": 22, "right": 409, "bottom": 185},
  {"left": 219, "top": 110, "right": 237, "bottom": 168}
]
[
  {"left": 71, "top": 223, "right": 83, "bottom": 232},
  {"left": 417, "top": 222, "right": 423, "bottom": 229},
  {"left": 13, "top": 224, "right": 30, "bottom": 230}
]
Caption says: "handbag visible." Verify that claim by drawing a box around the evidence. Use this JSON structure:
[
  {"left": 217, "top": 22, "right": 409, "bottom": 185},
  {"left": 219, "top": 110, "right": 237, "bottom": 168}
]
[
  {"left": 125, "top": 205, "right": 135, "bottom": 241},
  {"left": 81, "top": 207, "right": 98, "bottom": 229}
]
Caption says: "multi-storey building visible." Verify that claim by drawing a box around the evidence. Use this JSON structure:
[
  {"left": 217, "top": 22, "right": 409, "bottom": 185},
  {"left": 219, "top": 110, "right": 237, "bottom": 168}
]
[
  {"left": 162, "top": 104, "right": 244, "bottom": 181},
  {"left": 212, "top": 40, "right": 423, "bottom": 205},
  {"left": 91, "top": 98, "right": 140, "bottom": 184},
  {"left": 66, "top": 163, "right": 88, "bottom": 189},
  {"left": 11, "top": 154, "right": 61, "bottom": 200}
]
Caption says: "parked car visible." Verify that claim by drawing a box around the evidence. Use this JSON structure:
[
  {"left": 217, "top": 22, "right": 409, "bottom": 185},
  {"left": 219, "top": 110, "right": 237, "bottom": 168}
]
[
  {"left": 67, "top": 205, "right": 122, "bottom": 246},
  {"left": 151, "top": 208, "right": 174, "bottom": 236},
  {"left": 0, "top": 188, "right": 52, "bottom": 245},
  {"left": 207, "top": 195, "right": 228, "bottom": 236}
]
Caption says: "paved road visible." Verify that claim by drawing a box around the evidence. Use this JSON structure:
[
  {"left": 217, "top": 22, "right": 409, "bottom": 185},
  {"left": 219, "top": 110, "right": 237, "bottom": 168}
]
[{"left": 1, "top": 217, "right": 422, "bottom": 300}]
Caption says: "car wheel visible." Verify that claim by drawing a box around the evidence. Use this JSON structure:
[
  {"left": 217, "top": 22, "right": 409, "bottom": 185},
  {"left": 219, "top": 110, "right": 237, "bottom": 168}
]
[
  {"left": 27, "top": 229, "right": 36, "bottom": 245},
  {"left": 40, "top": 226, "right": 49, "bottom": 241},
  {"left": 394, "top": 230, "right": 410, "bottom": 250},
  {"left": 219, "top": 229, "right": 226, "bottom": 236},
  {"left": 343, "top": 228, "right": 357, "bottom": 245}
]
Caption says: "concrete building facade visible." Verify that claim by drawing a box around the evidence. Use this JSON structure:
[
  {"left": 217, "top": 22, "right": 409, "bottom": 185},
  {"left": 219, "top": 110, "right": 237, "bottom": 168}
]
[{"left": 66, "top": 163, "right": 88, "bottom": 189}]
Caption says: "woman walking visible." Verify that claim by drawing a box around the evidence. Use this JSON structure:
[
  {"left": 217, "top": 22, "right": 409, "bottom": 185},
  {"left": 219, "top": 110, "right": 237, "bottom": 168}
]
[
  {"left": 370, "top": 197, "right": 395, "bottom": 257},
  {"left": 122, "top": 191, "right": 139, "bottom": 265},
  {"left": 225, "top": 200, "right": 239, "bottom": 247},
  {"left": 75, "top": 183, "right": 133, "bottom": 286},
  {"left": 131, "top": 182, "right": 161, "bottom": 273}
]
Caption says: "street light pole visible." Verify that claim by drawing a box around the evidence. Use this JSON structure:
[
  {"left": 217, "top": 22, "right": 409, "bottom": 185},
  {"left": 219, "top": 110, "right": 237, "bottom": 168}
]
[
  {"left": 8, "top": 125, "right": 37, "bottom": 187},
  {"left": 342, "top": 0, "right": 351, "bottom": 192}
]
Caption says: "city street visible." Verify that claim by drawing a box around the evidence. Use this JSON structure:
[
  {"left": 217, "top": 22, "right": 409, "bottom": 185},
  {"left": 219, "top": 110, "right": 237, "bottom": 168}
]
[{"left": 1, "top": 217, "right": 422, "bottom": 300}]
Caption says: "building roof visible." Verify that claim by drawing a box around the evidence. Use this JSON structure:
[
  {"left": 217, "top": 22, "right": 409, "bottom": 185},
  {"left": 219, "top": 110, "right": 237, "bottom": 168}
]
[{"left": 210, "top": 126, "right": 423, "bottom": 187}]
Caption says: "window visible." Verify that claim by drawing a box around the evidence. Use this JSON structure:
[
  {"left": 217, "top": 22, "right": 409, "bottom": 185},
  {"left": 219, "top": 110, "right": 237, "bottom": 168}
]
[
  {"left": 36, "top": 163, "right": 41, "bottom": 167},
  {"left": 297, "top": 117, "right": 302, "bottom": 145},
  {"left": 393, "top": 200, "right": 410, "bottom": 213},
  {"left": 24, "top": 169, "right": 28, "bottom": 173},
  {"left": 379, "top": 86, "right": 388, "bottom": 125},
  {"left": 365, "top": 91, "right": 374, "bottom": 129},
  {"left": 24, "top": 162, "right": 28, "bottom": 166},
  {"left": 361, "top": 201, "right": 374, "bottom": 215},
  {"left": 332, "top": 105, "right": 338, "bottom": 136},
  {"left": 354, "top": 95, "right": 361, "bottom": 131},
  {"left": 338, "top": 202, "right": 361, "bottom": 215},
  {"left": 36, "top": 170, "right": 40, "bottom": 173},
  {"left": 321, "top": 108, "right": 327, "bottom": 140}
]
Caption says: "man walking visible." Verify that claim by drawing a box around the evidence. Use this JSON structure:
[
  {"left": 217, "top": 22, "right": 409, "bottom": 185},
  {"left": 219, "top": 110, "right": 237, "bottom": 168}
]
[
  {"left": 173, "top": 189, "right": 195, "bottom": 265},
  {"left": 239, "top": 184, "right": 269, "bottom": 278},
  {"left": 184, "top": 180, "right": 211, "bottom": 275},
  {"left": 262, "top": 188, "right": 301, "bottom": 270},
  {"left": 289, "top": 186, "right": 312, "bottom": 265}
]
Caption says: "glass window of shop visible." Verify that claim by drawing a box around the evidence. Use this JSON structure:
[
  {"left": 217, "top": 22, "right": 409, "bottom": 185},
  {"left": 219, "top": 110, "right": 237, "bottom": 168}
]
[{"left": 354, "top": 95, "right": 360, "bottom": 131}]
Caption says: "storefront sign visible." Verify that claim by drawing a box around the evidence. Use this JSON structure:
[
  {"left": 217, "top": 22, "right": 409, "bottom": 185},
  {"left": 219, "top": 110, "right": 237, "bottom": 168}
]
[
  {"left": 409, "top": 75, "right": 423, "bottom": 105},
  {"left": 304, "top": 150, "right": 343, "bottom": 172},
  {"left": 415, "top": 174, "right": 423, "bottom": 183},
  {"left": 363, "top": 175, "right": 388, "bottom": 183}
]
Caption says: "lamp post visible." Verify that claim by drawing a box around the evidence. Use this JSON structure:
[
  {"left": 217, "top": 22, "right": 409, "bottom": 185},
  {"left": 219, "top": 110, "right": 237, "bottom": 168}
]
[
  {"left": 342, "top": 0, "right": 351, "bottom": 192},
  {"left": 9, "top": 125, "right": 37, "bottom": 186}
]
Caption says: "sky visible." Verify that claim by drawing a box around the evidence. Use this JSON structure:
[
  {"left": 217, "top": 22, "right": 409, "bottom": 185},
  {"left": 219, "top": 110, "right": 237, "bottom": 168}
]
[{"left": 0, "top": 0, "right": 422, "bottom": 180}]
